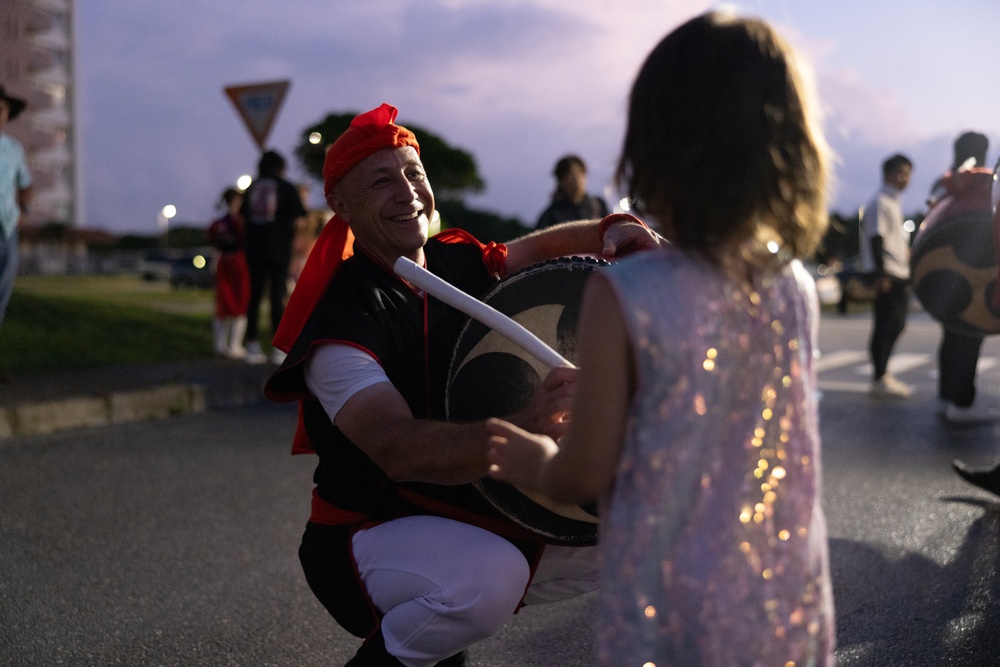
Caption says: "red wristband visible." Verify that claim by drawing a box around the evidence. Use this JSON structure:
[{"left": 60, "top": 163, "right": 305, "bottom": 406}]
[{"left": 598, "top": 213, "right": 647, "bottom": 242}]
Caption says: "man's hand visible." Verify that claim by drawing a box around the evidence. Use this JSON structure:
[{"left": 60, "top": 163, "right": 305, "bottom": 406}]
[{"left": 507, "top": 365, "right": 577, "bottom": 440}]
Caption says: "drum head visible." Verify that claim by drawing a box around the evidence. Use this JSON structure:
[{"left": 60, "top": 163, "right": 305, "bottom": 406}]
[
  {"left": 911, "top": 209, "right": 1000, "bottom": 336},
  {"left": 447, "top": 256, "right": 609, "bottom": 544}
]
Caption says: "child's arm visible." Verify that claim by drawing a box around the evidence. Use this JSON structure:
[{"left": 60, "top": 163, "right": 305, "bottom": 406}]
[{"left": 487, "top": 275, "right": 633, "bottom": 504}]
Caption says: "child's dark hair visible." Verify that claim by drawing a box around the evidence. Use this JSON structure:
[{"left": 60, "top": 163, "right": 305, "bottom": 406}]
[
  {"left": 219, "top": 187, "right": 241, "bottom": 208},
  {"left": 616, "top": 11, "right": 829, "bottom": 265}
]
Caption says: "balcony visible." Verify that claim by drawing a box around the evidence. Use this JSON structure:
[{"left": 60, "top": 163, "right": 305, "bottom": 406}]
[{"left": 23, "top": 8, "right": 54, "bottom": 35}]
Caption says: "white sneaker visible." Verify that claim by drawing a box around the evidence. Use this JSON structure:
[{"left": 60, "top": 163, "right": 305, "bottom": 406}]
[
  {"left": 870, "top": 374, "right": 911, "bottom": 399},
  {"left": 245, "top": 341, "right": 267, "bottom": 365},
  {"left": 225, "top": 345, "right": 247, "bottom": 361},
  {"left": 269, "top": 349, "right": 287, "bottom": 365},
  {"left": 944, "top": 403, "right": 1000, "bottom": 424}
]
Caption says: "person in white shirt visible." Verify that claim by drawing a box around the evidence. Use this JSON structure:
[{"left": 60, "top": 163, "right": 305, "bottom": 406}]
[{"left": 860, "top": 153, "right": 913, "bottom": 398}]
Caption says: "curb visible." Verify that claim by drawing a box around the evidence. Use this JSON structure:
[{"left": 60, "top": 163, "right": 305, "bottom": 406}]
[
  {"left": 0, "top": 383, "right": 207, "bottom": 439},
  {"left": 0, "top": 358, "right": 281, "bottom": 440}
]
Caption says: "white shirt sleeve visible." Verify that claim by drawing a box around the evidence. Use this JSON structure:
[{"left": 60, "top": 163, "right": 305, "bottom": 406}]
[{"left": 304, "top": 344, "right": 392, "bottom": 423}]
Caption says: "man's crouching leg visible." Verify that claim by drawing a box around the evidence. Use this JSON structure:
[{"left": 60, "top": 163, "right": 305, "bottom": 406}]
[{"left": 351, "top": 516, "right": 532, "bottom": 667}]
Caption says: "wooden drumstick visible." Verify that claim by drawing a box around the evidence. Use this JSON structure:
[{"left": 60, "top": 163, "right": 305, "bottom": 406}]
[{"left": 394, "top": 257, "right": 575, "bottom": 369}]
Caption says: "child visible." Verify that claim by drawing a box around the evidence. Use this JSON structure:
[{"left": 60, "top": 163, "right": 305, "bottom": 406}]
[
  {"left": 485, "top": 11, "right": 835, "bottom": 666},
  {"left": 206, "top": 187, "right": 250, "bottom": 359}
]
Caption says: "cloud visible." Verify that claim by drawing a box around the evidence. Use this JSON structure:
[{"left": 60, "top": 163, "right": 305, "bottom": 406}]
[
  {"left": 818, "top": 69, "right": 921, "bottom": 147},
  {"left": 78, "top": 0, "right": 680, "bottom": 230},
  {"left": 74, "top": 0, "right": 1000, "bottom": 233}
]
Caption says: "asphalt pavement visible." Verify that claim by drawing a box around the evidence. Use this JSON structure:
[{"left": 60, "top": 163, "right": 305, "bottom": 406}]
[{"left": 2, "top": 311, "right": 1000, "bottom": 665}]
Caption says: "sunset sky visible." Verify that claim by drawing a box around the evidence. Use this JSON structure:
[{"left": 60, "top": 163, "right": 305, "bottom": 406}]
[{"left": 75, "top": 0, "right": 1000, "bottom": 234}]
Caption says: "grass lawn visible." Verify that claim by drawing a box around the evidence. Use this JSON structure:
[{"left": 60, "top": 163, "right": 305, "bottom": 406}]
[
  {"left": 0, "top": 275, "right": 236, "bottom": 374},
  {"left": 0, "top": 273, "right": 868, "bottom": 376}
]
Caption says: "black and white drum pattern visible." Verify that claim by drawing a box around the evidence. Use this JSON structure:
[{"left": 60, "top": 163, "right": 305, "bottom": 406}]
[
  {"left": 911, "top": 171, "right": 1000, "bottom": 336},
  {"left": 446, "top": 256, "right": 610, "bottom": 545}
]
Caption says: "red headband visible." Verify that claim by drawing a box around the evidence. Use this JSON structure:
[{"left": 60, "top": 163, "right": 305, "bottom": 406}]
[{"left": 322, "top": 103, "right": 420, "bottom": 198}]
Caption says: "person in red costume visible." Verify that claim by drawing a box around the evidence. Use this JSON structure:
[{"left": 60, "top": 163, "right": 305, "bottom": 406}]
[
  {"left": 926, "top": 132, "right": 999, "bottom": 424},
  {"left": 206, "top": 187, "right": 250, "bottom": 359},
  {"left": 951, "top": 148, "right": 1000, "bottom": 493},
  {"left": 264, "top": 103, "right": 660, "bottom": 667}
]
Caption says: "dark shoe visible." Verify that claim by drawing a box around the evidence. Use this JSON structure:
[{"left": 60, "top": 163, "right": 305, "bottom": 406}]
[
  {"left": 436, "top": 650, "right": 471, "bottom": 666},
  {"left": 345, "top": 630, "right": 405, "bottom": 667},
  {"left": 952, "top": 459, "right": 1000, "bottom": 496},
  {"left": 344, "top": 630, "right": 470, "bottom": 667}
]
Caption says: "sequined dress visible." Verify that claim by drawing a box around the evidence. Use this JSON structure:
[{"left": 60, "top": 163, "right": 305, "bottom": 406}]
[{"left": 597, "top": 246, "right": 835, "bottom": 666}]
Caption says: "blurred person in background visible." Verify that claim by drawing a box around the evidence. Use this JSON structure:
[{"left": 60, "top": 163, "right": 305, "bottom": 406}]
[
  {"left": 925, "top": 131, "right": 999, "bottom": 424},
  {"left": 240, "top": 150, "right": 307, "bottom": 365},
  {"left": 0, "top": 85, "right": 32, "bottom": 340},
  {"left": 951, "top": 151, "right": 1000, "bottom": 492},
  {"left": 534, "top": 154, "right": 609, "bottom": 230},
  {"left": 861, "top": 153, "right": 914, "bottom": 398},
  {"left": 206, "top": 187, "right": 250, "bottom": 359}
]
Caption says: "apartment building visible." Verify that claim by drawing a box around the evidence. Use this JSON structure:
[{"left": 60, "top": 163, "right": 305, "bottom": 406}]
[{"left": 0, "top": 0, "right": 80, "bottom": 226}]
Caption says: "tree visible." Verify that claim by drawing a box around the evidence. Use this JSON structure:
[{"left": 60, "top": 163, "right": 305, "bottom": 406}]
[
  {"left": 294, "top": 112, "right": 486, "bottom": 202},
  {"left": 436, "top": 200, "right": 527, "bottom": 243}
]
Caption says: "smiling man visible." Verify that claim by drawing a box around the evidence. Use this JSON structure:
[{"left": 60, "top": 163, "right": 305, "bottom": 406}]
[{"left": 264, "top": 104, "right": 659, "bottom": 666}]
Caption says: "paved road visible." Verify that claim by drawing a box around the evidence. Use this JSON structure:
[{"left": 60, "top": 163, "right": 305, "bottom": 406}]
[
  {"left": 2, "top": 311, "right": 999, "bottom": 666},
  {"left": 816, "top": 312, "right": 1000, "bottom": 667}
]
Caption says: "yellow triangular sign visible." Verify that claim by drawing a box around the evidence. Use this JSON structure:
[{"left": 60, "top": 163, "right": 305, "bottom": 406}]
[{"left": 224, "top": 80, "right": 291, "bottom": 150}]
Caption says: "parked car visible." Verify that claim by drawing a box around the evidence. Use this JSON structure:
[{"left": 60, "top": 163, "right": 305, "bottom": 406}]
[
  {"left": 138, "top": 248, "right": 214, "bottom": 288},
  {"left": 137, "top": 248, "right": 174, "bottom": 282},
  {"left": 836, "top": 255, "right": 878, "bottom": 304},
  {"left": 169, "top": 248, "right": 214, "bottom": 288},
  {"left": 804, "top": 261, "right": 843, "bottom": 306}
]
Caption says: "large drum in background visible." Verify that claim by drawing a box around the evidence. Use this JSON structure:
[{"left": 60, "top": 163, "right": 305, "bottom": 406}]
[
  {"left": 910, "top": 169, "right": 1000, "bottom": 336},
  {"left": 446, "top": 256, "right": 610, "bottom": 545}
]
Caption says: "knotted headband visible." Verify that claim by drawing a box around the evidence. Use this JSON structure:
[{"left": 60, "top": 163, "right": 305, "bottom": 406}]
[{"left": 322, "top": 103, "right": 420, "bottom": 198}]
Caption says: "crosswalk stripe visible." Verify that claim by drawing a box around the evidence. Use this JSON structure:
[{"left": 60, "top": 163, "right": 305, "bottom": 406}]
[
  {"left": 853, "top": 353, "right": 931, "bottom": 377},
  {"left": 812, "top": 351, "right": 996, "bottom": 394},
  {"left": 815, "top": 380, "right": 872, "bottom": 394},
  {"left": 814, "top": 350, "right": 867, "bottom": 372}
]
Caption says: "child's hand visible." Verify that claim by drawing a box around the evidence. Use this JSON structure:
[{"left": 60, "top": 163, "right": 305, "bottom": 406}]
[
  {"left": 485, "top": 418, "right": 559, "bottom": 492},
  {"left": 508, "top": 365, "right": 577, "bottom": 440}
]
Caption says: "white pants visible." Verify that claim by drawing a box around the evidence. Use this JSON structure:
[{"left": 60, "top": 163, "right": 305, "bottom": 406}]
[{"left": 352, "top": 515, "right": 599, "bottom": 667}]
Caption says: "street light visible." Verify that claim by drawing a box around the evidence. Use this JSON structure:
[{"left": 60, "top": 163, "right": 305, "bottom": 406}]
[{"left": 159, "top": 204, "right": 176, "bottom": 247}]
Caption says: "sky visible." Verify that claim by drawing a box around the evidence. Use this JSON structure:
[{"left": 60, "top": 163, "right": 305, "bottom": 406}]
[{"left": 75, "top": 0, "right": 1000, "bottom": 235}]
